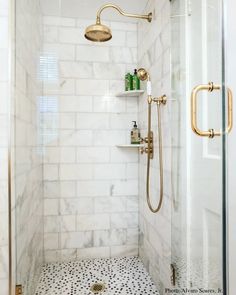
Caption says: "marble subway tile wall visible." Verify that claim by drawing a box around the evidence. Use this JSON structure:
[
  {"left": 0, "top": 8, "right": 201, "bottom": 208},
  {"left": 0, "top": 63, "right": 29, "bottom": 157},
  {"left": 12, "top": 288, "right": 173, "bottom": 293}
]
[
  {"left": 13, "top": 0, "right": 44, "bottom": 294},
  {"left": 41, "top": 15, "right": 139, "bottom": 262},
  {"left": 138, "top": 0, "right": 172, "bottom": 292},
  {"left": 0, "top": 1, "right": 10, "bottom": 294}
]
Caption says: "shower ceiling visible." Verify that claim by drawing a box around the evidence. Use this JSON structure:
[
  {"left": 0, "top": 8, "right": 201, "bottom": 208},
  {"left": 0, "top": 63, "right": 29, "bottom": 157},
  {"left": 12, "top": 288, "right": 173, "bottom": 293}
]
[{"left": 40, "top": 0, "right": 149, "bottom": 22}]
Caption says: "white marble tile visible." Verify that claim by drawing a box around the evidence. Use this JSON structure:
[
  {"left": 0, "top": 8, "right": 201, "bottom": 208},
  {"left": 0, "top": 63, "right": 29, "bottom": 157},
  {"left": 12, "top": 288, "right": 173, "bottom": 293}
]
[
  {"left": 43, "top": 16, "right": 76, "bottom": 27},
  {"left": 127, "top": 228, "right": 139, "bottom": 245},
  {"left": 76, "top": 79, "right": 109, "bottom": 96},
  {"left": 60, "top": 61, "right": 93, "bottom": 78},
  {"left": 92, "top": 130, "right": 126, "bottom": 146},
  {"left": 110, "top": 245, "right": 138, "bottom": 257},
  {"left": 40, "top": 0, "right": 60, "bottom": 16},
  {"left": 126, "top": 196, "right": 139, "bottom": 212},
  {"left": 60, "top": 198, "right": 94, "bottom": 215},
  {"left": 61, "top": 215, "right": 76, "bottom": 232},
  {"left": 77, "top": 147, "right": 110, "bottom": 163},
  {"left": 93, "top": 96, "right": 126, "bottom": 113},
  {"left": 59, "top": 130, "right": 93, "bottom": 146},
  {"left": 59, "top": 27, "right": 82, "bottom": 44},
  {"left": 60, "top": 248, "right": 77, "bottom": 261},
  {"left": 44, "top": 216, "right": 60, "bottom": 233},
  {"left": 44, "top": 43, "right": 76, "bottom": 61},
  {"left": 44, "top": 164, "right": 59, "bottom": 180},
  {"left": 94, "top": 164, "right": 126, "bottom": 180},
  {"left": 44, "top": 198, "right": 59, "bottom": 216},
  {"left": 44, "top": 26, "right": 58, "bottom": 43},
  {"left": 44, "top": 233, "right": 59, "bottom": 250},
  {"left": 112, "top": 180, "right": 139, "bottom": 196},
  {"left": 93, "top": 230, "right": 109, "bottom": 247},
  {"left": 110, "top": 47, "right": 137, "bottom": 63},
  {"left": 60, "top": 163, "right": 93, "bottom": 180},
  {"left": 77, "top": 247, "right": 109, "bottom": 259},
  {"left": 76, "top": 45, "right": 109, "bottom": 62},
  {"left": 60, "top": 181, "right": 76, "bottom": 197},
  {"left": 109, "top": 229, "right": 127, "bottom": 246},
  {"left": 77, "top": 214, "right": 110, "bottom": 231},
  {"left": 59, "top": 147, "right": 76, "bottom": 163},
  {"left": 44, "top": 250, "right": 61, "bottom": 263},
  {"left": 44, "top": 181, "right": 60, "bottom": 198},
  {"left": 110, "top": 212, "right": 138, "bottom": 229},
  {"left": 93, "top": 63, "right": 126, "bottom": 80},
  {"left": 76, "top": 113, "right": 110, "bottom": 130},
  {"left": 61, "top": 231, "right": 93, "bottom": 249},
  {"left": 59, "top": 96, "right": 93, "bottom": 112},
  {"left": 77, "top": 181, "right": 110, "bottom": 197}
]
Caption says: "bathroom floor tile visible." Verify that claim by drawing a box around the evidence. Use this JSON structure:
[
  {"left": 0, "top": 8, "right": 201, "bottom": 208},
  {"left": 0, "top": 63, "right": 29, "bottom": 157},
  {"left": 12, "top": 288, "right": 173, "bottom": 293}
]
[{"left": 35, "top": 256, "right": 159, "bottom": 295}]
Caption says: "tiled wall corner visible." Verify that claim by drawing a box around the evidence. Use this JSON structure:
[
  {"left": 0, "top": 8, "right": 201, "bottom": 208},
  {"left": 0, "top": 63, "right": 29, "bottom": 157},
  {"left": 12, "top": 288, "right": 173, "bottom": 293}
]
[
  {"left": 13, "top": 0, "right": 44, "bottom": 294},
  {"left": 138, "top": 0, "right": 172, "bottom": 293}
]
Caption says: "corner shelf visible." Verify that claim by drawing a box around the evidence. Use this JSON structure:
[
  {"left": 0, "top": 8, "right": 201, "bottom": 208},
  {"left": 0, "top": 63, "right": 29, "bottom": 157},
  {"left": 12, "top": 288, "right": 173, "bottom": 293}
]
[
  {"left": 116, "top": 90, "right": 144, "bottom": 97},
  {"left": 116, "top": 144, "right": 144, "bottom": 148}
]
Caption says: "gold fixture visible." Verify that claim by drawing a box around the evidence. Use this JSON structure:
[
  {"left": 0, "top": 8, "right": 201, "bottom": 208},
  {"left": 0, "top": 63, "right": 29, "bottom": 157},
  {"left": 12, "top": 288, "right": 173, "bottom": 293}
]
[
  {"left": 153, "top": 95, "right": 167, "bottom": 105},
  {"left": 140, "top": 131, "right": 154, "bottom": 159},
  {"left": 170, "top": 264, "right": 176, "bottom": 286},
  {"left": 16, "top": 285, "right": 23, "bottom": 295},
  {"left": 191, "top": 82, "right": 233, "bottom": 138},
  {"left": 90, "top": 282, "right": 106, "bottom": 293},
  {"left": 138, "top": 68, "right": 166, "bottom": 213},
  {"left": 84, "top": 4, "right": 152, "bottom": 42}
]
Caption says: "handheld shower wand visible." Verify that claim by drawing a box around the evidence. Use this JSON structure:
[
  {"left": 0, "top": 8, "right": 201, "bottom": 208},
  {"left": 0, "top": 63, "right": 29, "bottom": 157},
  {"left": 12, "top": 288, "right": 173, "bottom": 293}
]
[{"left": 138, "top": 68, "right": 167, "bottom": 213}]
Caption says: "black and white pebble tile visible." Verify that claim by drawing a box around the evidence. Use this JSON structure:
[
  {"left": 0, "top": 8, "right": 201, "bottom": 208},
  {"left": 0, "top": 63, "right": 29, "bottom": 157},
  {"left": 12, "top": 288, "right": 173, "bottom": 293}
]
[{"left": 35, "top": 256, "right": 159, "bottom": 295}]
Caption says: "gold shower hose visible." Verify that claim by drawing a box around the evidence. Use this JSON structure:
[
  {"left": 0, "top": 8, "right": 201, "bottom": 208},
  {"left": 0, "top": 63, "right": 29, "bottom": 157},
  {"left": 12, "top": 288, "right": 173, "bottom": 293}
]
[{"left": 146, "top": 99, "right": 165, "bottom": 213}]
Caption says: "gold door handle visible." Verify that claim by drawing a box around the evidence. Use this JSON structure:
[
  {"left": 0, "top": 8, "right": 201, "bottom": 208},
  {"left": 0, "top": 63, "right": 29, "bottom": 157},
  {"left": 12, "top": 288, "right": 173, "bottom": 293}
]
[{"left": 191, "top": 82, "right": 233, "bottom": 138}]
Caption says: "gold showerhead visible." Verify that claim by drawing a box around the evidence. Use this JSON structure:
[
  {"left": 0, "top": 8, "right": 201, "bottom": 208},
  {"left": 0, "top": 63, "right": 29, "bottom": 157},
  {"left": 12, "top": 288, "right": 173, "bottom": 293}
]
[
  {"left": 84, "top": 4, "right": 152, "bottom": 43},
  {"left": 85, "top": 23, "right": 112, "bottom": 42}
]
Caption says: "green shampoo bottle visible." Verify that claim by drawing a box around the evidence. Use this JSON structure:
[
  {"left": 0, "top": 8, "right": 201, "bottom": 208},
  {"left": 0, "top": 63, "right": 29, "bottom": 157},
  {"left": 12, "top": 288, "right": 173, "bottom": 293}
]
[
  {"left": 125, "top": 73, "right": 133, "bottom": 91},
  {"left": 132, "top": 69, "right": 140, "bottom": 90}
]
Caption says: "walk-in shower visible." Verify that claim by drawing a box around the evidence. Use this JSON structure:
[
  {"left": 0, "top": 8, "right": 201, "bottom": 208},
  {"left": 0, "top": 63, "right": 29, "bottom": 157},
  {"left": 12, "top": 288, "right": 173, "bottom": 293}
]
[{"left": 1, "top": 0, "right": 236, "bottom": 294}]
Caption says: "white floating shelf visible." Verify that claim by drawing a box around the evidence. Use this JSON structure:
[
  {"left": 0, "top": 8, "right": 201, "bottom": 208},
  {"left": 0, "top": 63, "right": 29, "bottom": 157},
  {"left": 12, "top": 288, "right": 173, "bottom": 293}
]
[
  {"left": 116, "top": 144, "right": 144, "bottom": 148},
  {"left": 116, "top": 90, "right": 144, "bottom": 97}
]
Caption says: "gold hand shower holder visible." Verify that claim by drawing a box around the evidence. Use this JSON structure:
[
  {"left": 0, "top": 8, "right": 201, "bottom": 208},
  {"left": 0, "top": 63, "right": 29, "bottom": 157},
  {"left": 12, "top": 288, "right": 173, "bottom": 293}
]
[{"left": 138, "top": 67, "right": 167, "bottom": 213}]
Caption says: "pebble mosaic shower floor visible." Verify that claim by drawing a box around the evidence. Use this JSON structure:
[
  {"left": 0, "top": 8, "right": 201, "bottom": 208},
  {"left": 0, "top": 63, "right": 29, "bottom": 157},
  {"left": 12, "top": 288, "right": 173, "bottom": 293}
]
[{"left": 35, "top": 256, "right": 159, "bottom": 295}]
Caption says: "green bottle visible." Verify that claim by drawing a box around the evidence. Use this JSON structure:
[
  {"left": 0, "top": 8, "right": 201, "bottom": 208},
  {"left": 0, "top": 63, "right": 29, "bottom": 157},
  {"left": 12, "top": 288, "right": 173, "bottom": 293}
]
[
  {"left": 125, "top": 73, "right": 133, "bottom": 91},
  {"left": 132, "top": 69, "right": 140, "bottom": 90}
]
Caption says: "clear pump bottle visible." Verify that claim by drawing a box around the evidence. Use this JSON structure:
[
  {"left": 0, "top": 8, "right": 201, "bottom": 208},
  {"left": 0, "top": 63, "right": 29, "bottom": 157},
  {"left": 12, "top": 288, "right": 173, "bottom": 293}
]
[{"left": 131, "top": 121, "right": 140, "bottom": 144}]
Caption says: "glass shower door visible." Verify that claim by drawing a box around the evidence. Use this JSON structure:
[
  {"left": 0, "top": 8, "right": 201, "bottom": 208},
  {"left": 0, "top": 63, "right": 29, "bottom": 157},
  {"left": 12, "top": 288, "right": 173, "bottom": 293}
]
[{"left": 171, "top": 0, "right": 228, "bottom": 293}]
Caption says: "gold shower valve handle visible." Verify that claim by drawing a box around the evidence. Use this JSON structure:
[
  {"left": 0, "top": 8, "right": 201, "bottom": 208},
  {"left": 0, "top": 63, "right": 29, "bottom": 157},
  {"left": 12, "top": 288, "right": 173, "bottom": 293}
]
[
  {"left": 152, "top": 95, "right": 167, "bottom": 105},
  {"left": 140, "top": 131, "right": 154, "bottom": 159},
  {"left": 141, "top": 136, "right": 152, "bottom": 144},
  {"left": 191, "top": 82, "right": 233, "bottom": 138},
  {"left": 140, "top": 147, "right": 153, "bottom": 154}
]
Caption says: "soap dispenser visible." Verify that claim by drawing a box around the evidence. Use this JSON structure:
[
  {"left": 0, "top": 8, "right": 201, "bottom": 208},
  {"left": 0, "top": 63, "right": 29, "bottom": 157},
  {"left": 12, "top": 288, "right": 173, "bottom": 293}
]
[{"left": 131, "top": 121, "right": 141, "bottom": 144}]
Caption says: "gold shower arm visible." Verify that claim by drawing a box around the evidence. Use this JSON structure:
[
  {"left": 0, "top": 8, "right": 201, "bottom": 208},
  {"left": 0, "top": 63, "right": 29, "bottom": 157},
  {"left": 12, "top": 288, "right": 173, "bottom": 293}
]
[{"left": 96, "top": 4, "right": 152, "bottom": 24}]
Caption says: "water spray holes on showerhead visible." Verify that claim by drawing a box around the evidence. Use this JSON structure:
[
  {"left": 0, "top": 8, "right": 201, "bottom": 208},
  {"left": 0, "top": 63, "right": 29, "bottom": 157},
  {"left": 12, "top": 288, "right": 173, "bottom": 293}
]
[{"left": 90, "top": 282, "right": 106, "bottom": 293}]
